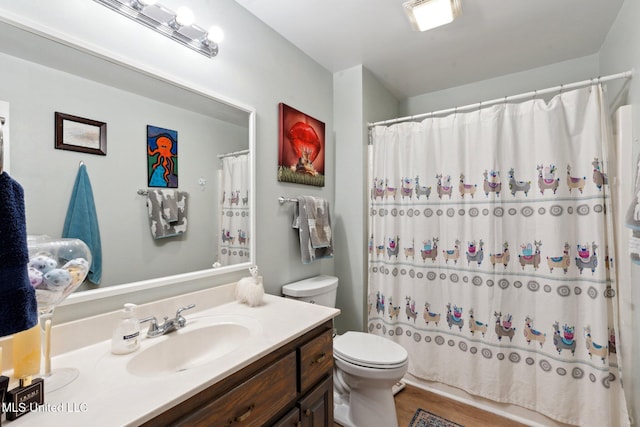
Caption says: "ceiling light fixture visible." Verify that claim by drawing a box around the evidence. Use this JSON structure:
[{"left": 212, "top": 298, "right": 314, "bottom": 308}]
[
  {"left": 130, "top": 0, "right": 157, "bottom": 11},
  {"left": 93, "top": 0, "right": 223, "bottom": 58},
  {"left": 403, "top": 0, "right": 462, "bottom": 32}
]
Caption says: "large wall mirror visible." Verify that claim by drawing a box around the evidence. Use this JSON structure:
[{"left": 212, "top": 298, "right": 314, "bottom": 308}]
[{"left": 0, "top": 17, "right": 255, "bottom": 305}]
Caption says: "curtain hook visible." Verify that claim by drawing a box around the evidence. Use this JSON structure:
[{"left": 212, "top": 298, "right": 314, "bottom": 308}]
[
  {"left": 559, "top": 84, "right": 564, "bottom": 94},
  {"left": 532, "top": 90, "right": 537, "bottom": 100}
]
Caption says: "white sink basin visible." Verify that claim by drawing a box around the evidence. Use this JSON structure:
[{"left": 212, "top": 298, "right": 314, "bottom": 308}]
[
  {"left": 96, "top": 314, "right": 261, "bottom": 379},
  {"left": 127, "top": 322, "right": 251, "bottom": 377}
]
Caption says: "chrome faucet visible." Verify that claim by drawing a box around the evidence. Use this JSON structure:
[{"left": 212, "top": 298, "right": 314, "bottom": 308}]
[{"left": 140, "top": 304, "right": 196, "bottom": 338}]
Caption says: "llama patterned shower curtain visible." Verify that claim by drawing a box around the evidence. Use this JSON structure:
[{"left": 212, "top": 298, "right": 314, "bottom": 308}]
[
  {"left": 217, "top": 154, "right": 250, "bottom": 266},
  {"left": 367, "top": 85, "right": 629, "bottom": 426}
]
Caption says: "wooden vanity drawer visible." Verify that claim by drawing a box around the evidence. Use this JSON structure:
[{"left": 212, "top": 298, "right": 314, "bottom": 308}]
[
  {"left": 177, "top": 351, "right": 297, "bottom": 427},
  {"left": 298, "top": 376, "right": 333, "bottom": 427},
  {"left": 298, "top": 328, "right": 333, "bottom": 393}
]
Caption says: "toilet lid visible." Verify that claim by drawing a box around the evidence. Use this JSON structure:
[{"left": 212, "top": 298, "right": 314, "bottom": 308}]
[{"left": 334, "top": 331, "right": 408, "bottom": 369}]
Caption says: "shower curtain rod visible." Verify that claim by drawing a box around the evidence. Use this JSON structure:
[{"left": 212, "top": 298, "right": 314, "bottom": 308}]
[
  {"left": 368, "top": 70, "right": 633, "bottom": 128},
  {"left": 217, "top": 149, "right": 249, "bottom": 159}
]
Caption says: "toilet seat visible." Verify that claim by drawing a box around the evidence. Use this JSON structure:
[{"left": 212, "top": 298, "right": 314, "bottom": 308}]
[{"left": 334, "top": 331, "right": 408, "bottom": 369}]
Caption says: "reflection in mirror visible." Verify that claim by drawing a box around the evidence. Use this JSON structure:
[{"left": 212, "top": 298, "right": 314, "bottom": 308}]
[
  {"left": 0, "top": 18, "right": 255, "bottom": 302},
  {"left": 217, "top": 149, "right": 250, "bottom": 266}
]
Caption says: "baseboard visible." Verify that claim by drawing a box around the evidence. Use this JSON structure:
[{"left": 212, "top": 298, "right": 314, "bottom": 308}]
[
  {"left": 392, "top": 380, "right": 406, "bottom": 395},
  {"left": 401, "top": 375, "right": 569, "bottom": 427}
]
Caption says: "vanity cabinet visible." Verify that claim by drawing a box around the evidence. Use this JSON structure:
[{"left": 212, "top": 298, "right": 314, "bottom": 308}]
[
  {"left": 142, "top": 320, "right": 334, "bottom": 427},
  {"left": 274, "top": 376, "right": 332, "bottom": 427},
  {"left": 296, "top": 376, "right": 333, "bottom": 427}
]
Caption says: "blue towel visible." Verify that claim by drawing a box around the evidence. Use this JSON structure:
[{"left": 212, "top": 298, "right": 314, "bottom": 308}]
[
  {"left": 0, "top": 172, "right": 38, "bottom": 337},
  {"left": 62, "top": 164, "right": 102, "bottom": 284}
]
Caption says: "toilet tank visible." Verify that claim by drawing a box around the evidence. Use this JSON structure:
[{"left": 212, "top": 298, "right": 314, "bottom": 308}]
[{"left": 282, "top": 275, "right": 338, "bottom": 307}]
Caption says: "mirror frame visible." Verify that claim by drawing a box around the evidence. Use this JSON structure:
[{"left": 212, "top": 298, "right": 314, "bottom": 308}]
[
  {"left": 0, "top": 14, "right": 256, "bottom": 307},
  {"left": 0, "top": 100, "right": 9, "bottom": 174}
]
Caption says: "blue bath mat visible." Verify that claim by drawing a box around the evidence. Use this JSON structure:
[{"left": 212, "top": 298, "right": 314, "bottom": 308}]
[{"left": 408, "top": 408, "right": 464, "bottom": 427}]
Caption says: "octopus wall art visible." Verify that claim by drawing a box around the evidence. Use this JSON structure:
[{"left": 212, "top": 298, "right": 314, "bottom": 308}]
[
  {"left": 277, "top": 103, "right": 326, "bottom": 187},
  {"left": 147, "top": 125, "right": 178, "bottom": 188}
]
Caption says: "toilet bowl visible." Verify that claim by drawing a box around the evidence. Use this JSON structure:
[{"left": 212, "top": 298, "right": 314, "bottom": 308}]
[
  {"left": 333, "top": 331, "right": 408, "bottom": 427},
  {"left": 282, "top": 276, "right": 409, "bottom": 427}
]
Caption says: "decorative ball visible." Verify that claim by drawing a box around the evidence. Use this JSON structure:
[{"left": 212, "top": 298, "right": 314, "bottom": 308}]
[
  {"left": 63, "top": 258, "right": 90, "bottom": 271},
  {"left": 44, "top": 268, "right": 73, "bottom": 288},
  {"left": 29, "top": 255, "right": 58, "bottom": 273},
  {"left": 28, "top": 267, "right": 44, "bottom": 287},
  {"left": 65, "top": 266, "right": 87, "bottom": 287}
]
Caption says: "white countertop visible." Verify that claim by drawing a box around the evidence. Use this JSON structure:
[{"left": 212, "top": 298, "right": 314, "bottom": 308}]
[{"left": 5, "top": 285, "right": 339, "bottom": 426}]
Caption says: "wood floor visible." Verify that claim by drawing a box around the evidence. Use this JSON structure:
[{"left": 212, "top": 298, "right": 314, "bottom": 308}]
[{"left": 334, "top": 384, "right": 529, "bottom": 427}]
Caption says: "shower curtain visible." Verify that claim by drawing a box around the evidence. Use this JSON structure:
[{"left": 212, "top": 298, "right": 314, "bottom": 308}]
[
  {"left": 217, "top": 154, "right": 250, "bottom": 266},
  {"left": 367, "top": 85, "right": 629, "bottom": 426}
]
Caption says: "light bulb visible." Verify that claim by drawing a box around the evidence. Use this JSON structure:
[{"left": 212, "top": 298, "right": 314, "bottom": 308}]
[
  {"left": 175, "top": 7, "right": 194, "bottom": 27},
  {"left": 207, "top": 25, "right": 224, "bottom": 44}
]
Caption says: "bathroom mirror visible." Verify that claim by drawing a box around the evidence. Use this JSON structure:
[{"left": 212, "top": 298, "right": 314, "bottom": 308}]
[{"left": 0, "top": 18, "right": 255, "bottom": 302}]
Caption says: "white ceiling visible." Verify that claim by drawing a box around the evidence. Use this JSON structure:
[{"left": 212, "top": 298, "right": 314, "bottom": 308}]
[{"left": 233, "top": 0, "right": 625, "bottom": 99}]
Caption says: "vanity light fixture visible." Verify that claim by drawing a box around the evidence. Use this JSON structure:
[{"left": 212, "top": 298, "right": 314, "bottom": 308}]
[
  {"left": 403, "top": 0, "right": 462, "bottom": 32},
  {"left": 93, "top": 0, "right": 223, "bottom": 58}
]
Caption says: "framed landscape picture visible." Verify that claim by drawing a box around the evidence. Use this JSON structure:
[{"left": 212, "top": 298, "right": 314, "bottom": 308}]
[{"left": 55, "top": 112, "right": 106, "bottom": 156}]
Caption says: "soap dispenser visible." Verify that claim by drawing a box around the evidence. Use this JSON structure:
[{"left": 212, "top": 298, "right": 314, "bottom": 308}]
[{"left": 111, "top": 303, "right": 140, "bottom": 355}]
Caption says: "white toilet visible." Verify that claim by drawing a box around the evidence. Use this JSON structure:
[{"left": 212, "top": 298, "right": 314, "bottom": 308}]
[{"left": 282, "top": 275, "right": 408, "bottom": 427}]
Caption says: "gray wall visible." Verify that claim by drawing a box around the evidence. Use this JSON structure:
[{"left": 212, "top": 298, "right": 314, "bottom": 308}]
[
  {"left": 1, "top": 51, "right": 246, "bottom": 289},
  {"left": 401, "top": 54, "right": 600, "bottom": 116},
  {"left": 333, "top": 66, "right": 398, "bottom": 334},
  {"left": 332, "top": 65, "right": 365, "bottom": 334},
  {"left": 333, "top": 65, "right": 364, "bottom": 333}
]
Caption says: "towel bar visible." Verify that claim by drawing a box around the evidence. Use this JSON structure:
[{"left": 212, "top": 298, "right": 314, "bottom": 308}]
[{"left": 278, "top": 196, "right": 298, "bottom": 205}]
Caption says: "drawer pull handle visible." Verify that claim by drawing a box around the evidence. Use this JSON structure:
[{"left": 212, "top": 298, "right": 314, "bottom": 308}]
[
  {"left": 305, "top": 409, "right": 312, "bottom": 417},
  {"left": 311, "top": 352, "right": 326, "bottom": 365},
  {"left": 226, "top": 404, "right": 254, "bottom": 425},
  {"left": 236, "top": 404, "right": 255, "bottom": 422}
]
